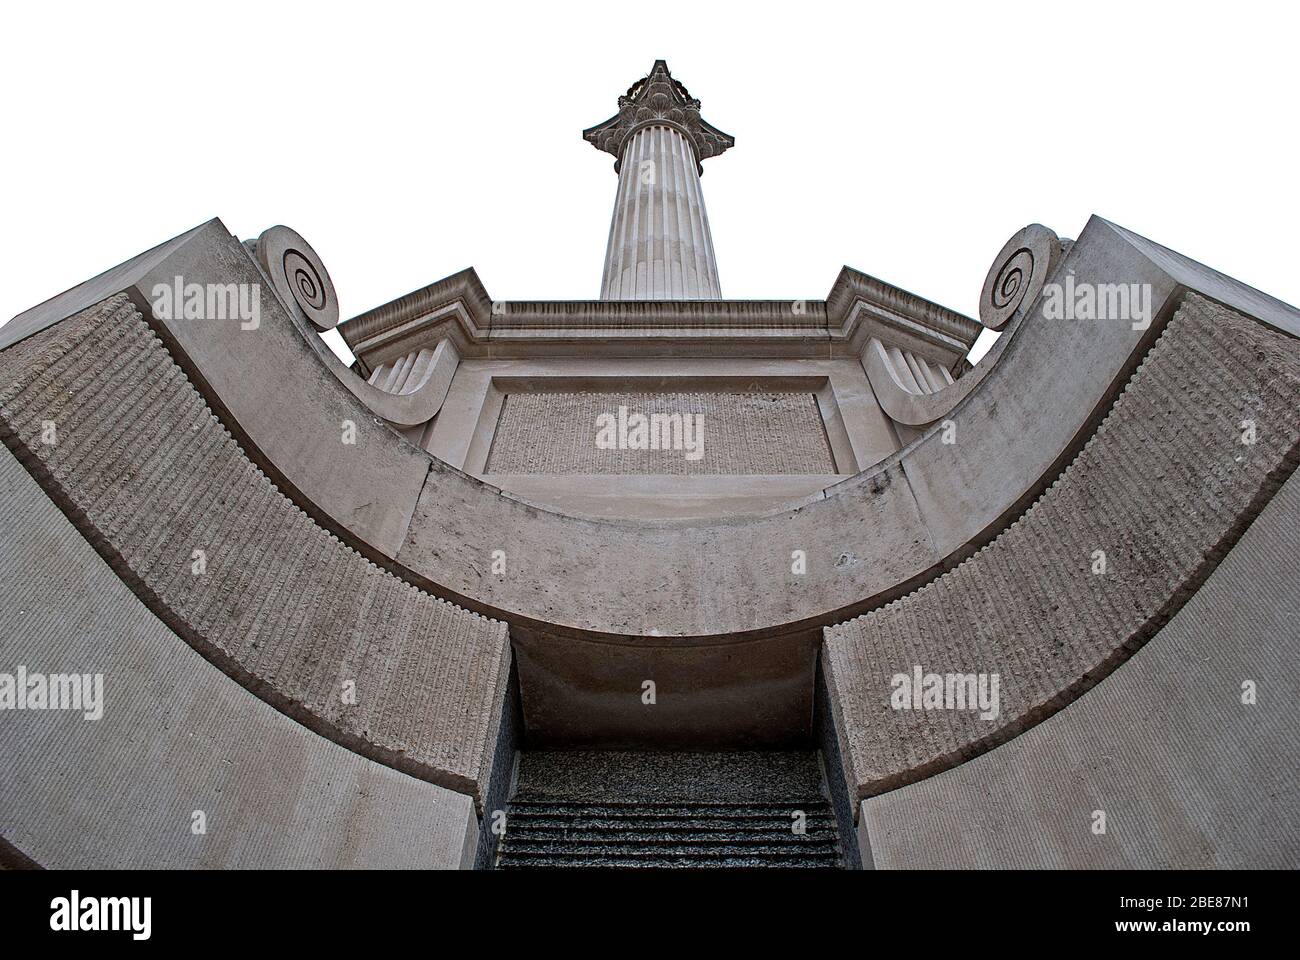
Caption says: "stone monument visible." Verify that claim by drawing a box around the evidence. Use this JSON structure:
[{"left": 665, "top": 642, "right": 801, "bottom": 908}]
[{"left": 1, "top": 61, "right": 1297, "bottom": 871}]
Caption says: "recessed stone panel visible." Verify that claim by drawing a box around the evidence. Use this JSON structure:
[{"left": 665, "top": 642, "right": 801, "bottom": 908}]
[{"left": 484, "top": 391, "right": 836, "bottom": 475}]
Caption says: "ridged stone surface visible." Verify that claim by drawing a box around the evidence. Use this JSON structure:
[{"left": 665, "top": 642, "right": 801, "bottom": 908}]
[
  {"left": 497, "top": 801, "right": 841, "bottom": 869},
  {"left": 0, "top": 444, "right": 476, "bottom": 869},
  {"left": 512, "top": 750, "right": 828, "bottom": 801},
  {"left": 862, "top": 467, "right": 1300, "bottom": 868},
  {"left": 0, "top": 295, "right": 510, "bottom": 804},
  {"left": 601, "top": 125, "right": 722, "bottom": 300},
  {"left": 485, "top": 391, "right": 835, "bottom": 475},
  {"left": 498, "top": 752, "right": 841, "bottom": 869},
  {"left": 824, "top": 293, "right": 1300, "bottom": 801}
]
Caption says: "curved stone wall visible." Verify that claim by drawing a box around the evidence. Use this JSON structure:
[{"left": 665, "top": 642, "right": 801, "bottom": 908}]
[
  {"left": 130, "top": 217, "right": 1173, "bottom": 644},
  {"left": 7, "top": 217, "right": 1297, "bottom": 750},
  {"left": 0, "top": 444, "right": 477, "bottom": 869},
  {"left": 859, "top": 467, "right": 1300, "bottom": 869},
  {"left": 822, "top": 293, "right": 1300, "bottom": 803},
  {"left": 0, "top": 295, "right": 510, "bottom": 804}
]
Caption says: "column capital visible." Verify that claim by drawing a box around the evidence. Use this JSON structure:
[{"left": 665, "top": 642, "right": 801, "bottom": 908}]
[{"left": 583, "top": 60, "right": 734, "bottom": 175}]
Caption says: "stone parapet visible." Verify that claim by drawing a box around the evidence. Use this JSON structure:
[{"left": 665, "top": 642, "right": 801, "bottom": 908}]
[
  {"left": 823, "top": 293, "right": 1300, "bottom": 805},
  {"left": 6, "top": 216, "right": 1297, "bottom": 749},
  {"left": 0, "top": 295, "right": 511, "bottom": 807}
]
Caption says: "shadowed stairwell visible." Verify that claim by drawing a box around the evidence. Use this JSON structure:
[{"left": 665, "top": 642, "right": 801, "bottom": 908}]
[{"left": 496, "top": 752, "right": 844, "bottom": 869}]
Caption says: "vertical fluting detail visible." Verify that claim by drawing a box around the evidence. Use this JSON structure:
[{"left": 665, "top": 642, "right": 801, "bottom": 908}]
[
  {"left": 584, "top": 61, "right": 733, "bottom": 301},
  {"left": 601, "top": 125, "right": 721, "bottom": 300}
]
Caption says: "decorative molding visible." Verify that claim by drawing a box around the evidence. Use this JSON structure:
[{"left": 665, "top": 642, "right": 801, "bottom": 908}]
[
  {"left": 336, "top": 267, "right": 982, "bottom": 369},
  {"left": 359, "top": 338, "right": 460, "bottom": 426},
  {"left": 583, "top": 60, "right": 734, "bottom": 175},
  {"left": 864, "top": 336, "right": 984, "bottom": 427},
  {"left": 250, "top": 225, "right": 339, "bottom": 331},
  {"left": 487, "top": 300, "right": 829, "bottom": 340},
  {"left": 827, "top": 267, "right": 982, "bottom": 367},
  {"left": 339, "top": 268, "right": 492, "bottom": 372},
  {"left": 979, "top": 223, "right": 1068, "bottom": 331}
]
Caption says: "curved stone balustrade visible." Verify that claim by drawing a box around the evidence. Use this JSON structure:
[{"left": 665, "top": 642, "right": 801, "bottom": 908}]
[
  {"left": 0, "top": 295, "right": 511, "bottom": 805},
  {"left": 822, "top": 293, "right": 1300, "bottom": 804}
]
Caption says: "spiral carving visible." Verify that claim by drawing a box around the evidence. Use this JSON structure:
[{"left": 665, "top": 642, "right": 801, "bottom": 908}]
[
  {"left": 252, "top": 226, "right": 339, "bottom": 331},
  {"left": 979, "top": 224, "right": 1066, "bottom": 331}
]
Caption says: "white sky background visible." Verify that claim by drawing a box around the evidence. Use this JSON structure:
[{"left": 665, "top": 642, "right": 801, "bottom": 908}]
[{"left": 2, "top": 1, "right": 1296, "bottom": 367}]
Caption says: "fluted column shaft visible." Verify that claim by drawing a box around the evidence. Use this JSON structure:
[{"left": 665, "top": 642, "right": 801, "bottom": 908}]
[{"left": 601, "top": 125, "right": 722, "bottom": 300}]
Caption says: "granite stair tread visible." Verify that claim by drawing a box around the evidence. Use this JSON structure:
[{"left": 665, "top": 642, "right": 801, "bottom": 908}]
[{"left": 496, "top": 751, "right": 845, "bottom": 870}]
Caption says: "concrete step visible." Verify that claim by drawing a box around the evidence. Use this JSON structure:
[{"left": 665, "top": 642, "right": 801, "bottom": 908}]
[
  {"left": 501, "top": 816, "right": 837, "bottom": 832},
  {"left": 498, "top": 855, "right": 838, "bottom": 870},
  {"left": 495, "top": 751, "right": 846, "bottom": 869},
  {"left": 499, "top": 832, "right": 842, "bottom": 848},
  {"left": 508, "top": 798, "right": 836, "bottom": 816},
  {"left": 506, "top": 809, "right": 836, "bottom": 830},
  {"left": 497, "top": 801, "right": 842, "bottom": 869}
]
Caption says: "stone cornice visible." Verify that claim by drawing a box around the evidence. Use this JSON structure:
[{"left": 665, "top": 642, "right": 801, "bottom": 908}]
[
  {"left": 826, "top": 267, "right": 982, "bottom": 367},
  {"left": 339, "top": 268, "right": 493, "bottom": 374},
  {"left": 489, "top": 299, "right": 826, "bottom": 329},
  {"left": 337, "top": 266, "right": 982, "bottom": 368}
]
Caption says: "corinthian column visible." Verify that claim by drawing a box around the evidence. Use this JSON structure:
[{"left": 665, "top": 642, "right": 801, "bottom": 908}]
[{"left": 584, "top": 61, "right": 733, "bottom": 300}]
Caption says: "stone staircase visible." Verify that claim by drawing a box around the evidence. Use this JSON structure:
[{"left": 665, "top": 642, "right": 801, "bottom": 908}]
[{"left": 495, "top": 751, "right": 843, "bottom": 870}]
